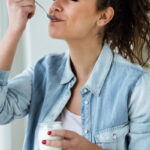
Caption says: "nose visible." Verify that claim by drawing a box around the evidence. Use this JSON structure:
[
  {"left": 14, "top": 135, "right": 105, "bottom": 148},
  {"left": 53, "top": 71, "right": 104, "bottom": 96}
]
[
  {"left": 49, "top": 2, "right": 63, "bottom": 14},
  {"left": 52, "top": 6, "right": 62, "bottom": 12}
]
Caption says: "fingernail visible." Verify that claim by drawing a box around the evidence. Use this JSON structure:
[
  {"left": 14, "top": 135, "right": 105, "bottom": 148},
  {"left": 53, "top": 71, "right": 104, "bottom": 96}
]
[
  {"left": 48, "top": 131, "right": 52, "bottom": 135},
  {"left": 42, "top": 140, "right": 46, "bottom": 144}
]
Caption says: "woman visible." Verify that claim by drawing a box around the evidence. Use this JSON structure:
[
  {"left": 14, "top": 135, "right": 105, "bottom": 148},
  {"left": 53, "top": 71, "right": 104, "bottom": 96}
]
[{"left": 0, "top": 0, "right": 150, "bottom": 149}]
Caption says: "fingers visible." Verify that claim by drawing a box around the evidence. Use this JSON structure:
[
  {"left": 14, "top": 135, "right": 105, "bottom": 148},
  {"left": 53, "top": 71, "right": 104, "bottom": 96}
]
[
  {"left": 17, "top": 0, "right": 35, "bottom": 7},
  {"left": 7, "top": 0, "right": 35, "bottom": 7},
  {"left": 6, "top": 0, "right": 36, "bottom": 32},
  {"left": 23, "top": 6, "right": 35, "bottom": 19},
  {"left": 51, "top": 130, "right": 76, "bottom": 139},
  {"left": 44, "top": 130, "right": 81, "bottom": 149},
  {"left": 46, "top": 139, "right": 70, "bottom": 149},
  {"left": 12, "top": 0, "right": 35, "bottom": 19},
  {"left": 21, "top": 5, "right": 35, "bottom": 13}
]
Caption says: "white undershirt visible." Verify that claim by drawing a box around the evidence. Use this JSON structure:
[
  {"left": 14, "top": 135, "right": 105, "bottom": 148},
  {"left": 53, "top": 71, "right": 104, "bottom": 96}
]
[{"left": 56, "top": 107, "right": 82, "bottom": 135}]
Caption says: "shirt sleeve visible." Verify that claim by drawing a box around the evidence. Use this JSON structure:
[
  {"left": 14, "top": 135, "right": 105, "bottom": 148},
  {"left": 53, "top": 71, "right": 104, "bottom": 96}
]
[
  {"left": 0, "top": 66, "right": 33, "bottom": 124},
  {"left": 128, "top": 72, "right": 150, "bottom": 150}
]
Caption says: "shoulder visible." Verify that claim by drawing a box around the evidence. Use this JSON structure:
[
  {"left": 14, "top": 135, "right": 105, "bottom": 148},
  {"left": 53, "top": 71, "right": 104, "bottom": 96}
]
[
  {"left": 34, "top": 51, "right": 68, "bottom": 71},
  {"left": 111, "top": 53, "right": 149, "bottom": 80},
  {"left": 37, "top": 51, "right": 68, "bottom": 66},
  {"left": 31, "top": 51, "right": 69, "bottom": 82},
  {"left": 104, "top": 52, "right": 150, "bottom": 93},
  {"left": 113, "top": 53, "right": 147, "bottom": 73}
]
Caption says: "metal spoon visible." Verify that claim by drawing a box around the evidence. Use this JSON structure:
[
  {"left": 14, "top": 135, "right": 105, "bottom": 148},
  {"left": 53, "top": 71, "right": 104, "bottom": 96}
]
[{"left": 35, "top": 1, "right": 54, "bottom": 20}]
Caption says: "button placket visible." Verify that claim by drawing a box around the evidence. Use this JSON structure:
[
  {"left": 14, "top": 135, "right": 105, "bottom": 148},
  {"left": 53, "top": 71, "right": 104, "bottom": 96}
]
[
  {"left": 83, "top": 101, "right": 91, "bottom": 139},
  {"left": 81, "top": 91, "right": 91, "bottom": 140}
]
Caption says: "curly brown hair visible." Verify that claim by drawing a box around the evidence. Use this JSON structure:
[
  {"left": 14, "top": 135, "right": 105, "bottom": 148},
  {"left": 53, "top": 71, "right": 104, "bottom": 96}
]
[{"left": 97, "top": 0, "right": 150, "bottom": 67}]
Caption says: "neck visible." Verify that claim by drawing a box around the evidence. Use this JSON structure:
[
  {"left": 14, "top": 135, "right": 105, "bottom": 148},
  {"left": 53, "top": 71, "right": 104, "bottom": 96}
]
[{"left": 66, "top": 37, "right": 103, "bottom": 83}]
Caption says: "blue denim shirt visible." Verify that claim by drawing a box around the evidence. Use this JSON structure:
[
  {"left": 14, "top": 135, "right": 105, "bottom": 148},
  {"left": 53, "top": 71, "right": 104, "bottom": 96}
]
[{"left": 0, "top": 43, "right": 150, "bottom": 150}]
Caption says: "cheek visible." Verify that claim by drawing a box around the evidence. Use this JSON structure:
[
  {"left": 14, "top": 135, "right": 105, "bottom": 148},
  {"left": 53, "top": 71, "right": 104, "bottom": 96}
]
[
  {"left": 69, "top": 18, "right": 95, "bottom": 37},
  {"left": 48, "top": 17, "right": 96, "bottom": 39}
]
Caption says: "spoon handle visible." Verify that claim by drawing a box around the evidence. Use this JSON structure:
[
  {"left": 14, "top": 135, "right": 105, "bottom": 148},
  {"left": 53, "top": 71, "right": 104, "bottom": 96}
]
[
  {"left": 35, "top": 1, "right": 53, "bottom": 20},
  {"left": 35, "top": 1, "right": 48, "bottom": 15}
]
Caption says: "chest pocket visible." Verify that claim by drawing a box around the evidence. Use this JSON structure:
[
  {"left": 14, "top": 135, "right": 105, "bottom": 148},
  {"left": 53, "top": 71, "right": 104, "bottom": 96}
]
[{"left": 94, "top": 123, "right": 129, "bottom": 150}]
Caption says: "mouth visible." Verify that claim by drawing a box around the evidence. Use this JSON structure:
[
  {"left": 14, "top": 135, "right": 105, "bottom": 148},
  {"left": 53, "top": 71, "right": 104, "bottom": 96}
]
[
  {"left": 51, "top": 19, "right": 64, "bottom": 23},
  {"left": 49, "top": 15, "right": 64, "bottom": 23}
]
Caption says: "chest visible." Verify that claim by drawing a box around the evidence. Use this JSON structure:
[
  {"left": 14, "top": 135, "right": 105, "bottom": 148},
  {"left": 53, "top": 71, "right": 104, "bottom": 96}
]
[
  {"left": 32, "top": 81, "right": 129, "bottom": 150},
  {"left": 66, "top": 83, "right": 82, "bottom": 116}
]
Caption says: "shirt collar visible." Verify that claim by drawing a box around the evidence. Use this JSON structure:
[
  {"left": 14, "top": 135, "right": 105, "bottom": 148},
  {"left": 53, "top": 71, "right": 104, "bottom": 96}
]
[
  {"left": 60, "top": 43, "right": 114, "bottom": 95},
  {"left": 60, "top": 50, "right": 75, "bottom": 84},
  {"left": 83, "top": 43, "right": 114, "bottom": 95}
]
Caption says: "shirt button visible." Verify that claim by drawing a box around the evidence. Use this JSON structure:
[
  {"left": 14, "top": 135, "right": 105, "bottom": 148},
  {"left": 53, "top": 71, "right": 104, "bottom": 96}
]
[
  {"left": 84, "top": 130, "right": 88, "bottom": 134},
  {"left": 69, "top": 83, "right": 72, "bottom": 88},
  {"left": 83, "top": 88, "right": 88, "bottom": 93},
  {"left": 112, "top": 133, "right": 117, "bottom": 139},
  {"left": 84, "top": 100, "right": 89, "bottom": 105}
]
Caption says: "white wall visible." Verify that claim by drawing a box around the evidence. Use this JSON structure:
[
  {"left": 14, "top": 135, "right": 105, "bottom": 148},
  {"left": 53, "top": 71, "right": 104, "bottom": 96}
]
[
  {"left": 27, "top": 0, "right": 68, "bottom": 64},
  {"left": 0, "top": 0, "right": 67, "bottom": 150},
  {"left": 0, "top": 1, "right": 13, "bottom": 149}
]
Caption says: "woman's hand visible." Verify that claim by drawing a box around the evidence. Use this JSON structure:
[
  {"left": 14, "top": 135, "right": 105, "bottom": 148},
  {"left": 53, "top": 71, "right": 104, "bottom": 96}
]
[
  {"left": 42, "top": 129, "right": 103, "bottom": 150},
  {"left": 6, "top": 0, "right": 35, "bottom": 33}
]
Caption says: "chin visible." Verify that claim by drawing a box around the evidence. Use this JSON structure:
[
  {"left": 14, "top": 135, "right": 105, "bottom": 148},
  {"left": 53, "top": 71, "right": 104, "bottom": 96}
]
[
  {"left": 48, "top": 28, "right": 64, "bottom": 39},
  {"left": 49, "top": 33, "right": 61, "bottom": 39}
]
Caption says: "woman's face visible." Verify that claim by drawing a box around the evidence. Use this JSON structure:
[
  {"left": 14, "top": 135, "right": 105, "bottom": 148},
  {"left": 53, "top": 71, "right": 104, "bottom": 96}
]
[{"left": 48, "top": 0, "right": 100, "bottom": 41}]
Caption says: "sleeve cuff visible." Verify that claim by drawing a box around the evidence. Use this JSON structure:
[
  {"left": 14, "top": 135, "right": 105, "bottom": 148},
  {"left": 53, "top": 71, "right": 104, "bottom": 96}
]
[{"left": 0, "top": 70, "right": 10, "bottom": 85}]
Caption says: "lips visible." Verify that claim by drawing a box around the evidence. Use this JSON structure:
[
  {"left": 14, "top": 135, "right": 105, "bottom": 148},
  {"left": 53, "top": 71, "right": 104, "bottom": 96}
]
[
  {"left": 50, "top": 15, "right": 64, "bottom": 22},
  {"left": 51, "top": 18, "right": 63, "bottom": 22}
]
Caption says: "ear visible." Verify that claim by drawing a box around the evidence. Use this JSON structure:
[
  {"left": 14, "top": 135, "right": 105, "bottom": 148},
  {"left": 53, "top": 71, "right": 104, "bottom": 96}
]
[{"left": 97, "top": 7, "right": 114, "bottom": 27}]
